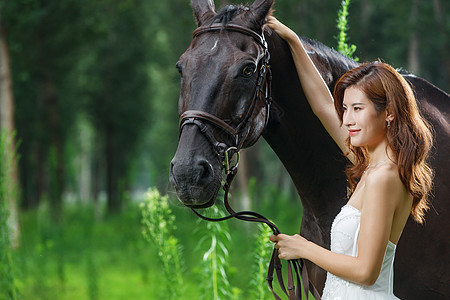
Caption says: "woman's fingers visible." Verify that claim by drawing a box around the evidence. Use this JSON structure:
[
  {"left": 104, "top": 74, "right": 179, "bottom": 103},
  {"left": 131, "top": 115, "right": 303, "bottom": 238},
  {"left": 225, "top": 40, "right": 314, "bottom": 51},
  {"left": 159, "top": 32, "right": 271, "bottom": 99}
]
[
  {"left": 270, "top": 234, "right": 291, "bottom": 246},
  {"left": 269, "top": 234, "right": 278, "bottom": 243}
]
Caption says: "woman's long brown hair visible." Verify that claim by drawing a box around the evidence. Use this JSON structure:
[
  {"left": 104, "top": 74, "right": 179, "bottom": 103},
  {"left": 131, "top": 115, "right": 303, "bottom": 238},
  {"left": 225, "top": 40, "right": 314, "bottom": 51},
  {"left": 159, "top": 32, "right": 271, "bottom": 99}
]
[{"left": 333, "top": 61, "right": 434, "bottom": 224}]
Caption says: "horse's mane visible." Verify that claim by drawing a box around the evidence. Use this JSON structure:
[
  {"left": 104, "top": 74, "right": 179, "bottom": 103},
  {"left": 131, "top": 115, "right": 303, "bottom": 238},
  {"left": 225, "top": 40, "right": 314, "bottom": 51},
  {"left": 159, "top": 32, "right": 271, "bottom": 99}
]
[
  {"left": 207, "top": 5, "right": 249, "bottom": 25},
  {"left": 299, "top": 36, "right": 360, "bottom": 85}
]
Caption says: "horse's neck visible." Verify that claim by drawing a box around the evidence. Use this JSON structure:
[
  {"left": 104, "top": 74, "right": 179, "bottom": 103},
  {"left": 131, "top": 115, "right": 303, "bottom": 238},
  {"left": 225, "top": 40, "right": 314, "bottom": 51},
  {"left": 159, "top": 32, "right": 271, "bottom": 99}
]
[
  {"left": 263, "top": 34, "right": 352, "bottom": 244},
  {"left": 299, "top": 36, "right": 359, "bottom": 88}
]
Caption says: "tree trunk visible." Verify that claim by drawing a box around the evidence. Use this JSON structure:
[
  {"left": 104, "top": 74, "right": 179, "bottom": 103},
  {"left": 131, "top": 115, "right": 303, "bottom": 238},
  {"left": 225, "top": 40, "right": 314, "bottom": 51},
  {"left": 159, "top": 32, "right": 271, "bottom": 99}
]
[
  {"left": 235, "top": 149, "right": 251, "bottom": 211},
  {"left": 432, "top": 0, "right": 450, "bottom": 90},
  {"left": 408, "top": 0, "right": 421, "bottom": 74},
  {"left": 92, "top": 136, "right": 102, "bottom": 219},
  {"left": 43, "top": 77, "right": 65, "bottom": 223},
  {"left": 34, "top": 140, "right": 46, "bottom": 208},
  {"left": 0, "top": 21, "right": 20, "bottom": 247},
  {"left": 105, "top": 124, "right": 121, "bottom": 213},
  {"left": 79, "top": 135, "right": 92, "bottom": 204}
]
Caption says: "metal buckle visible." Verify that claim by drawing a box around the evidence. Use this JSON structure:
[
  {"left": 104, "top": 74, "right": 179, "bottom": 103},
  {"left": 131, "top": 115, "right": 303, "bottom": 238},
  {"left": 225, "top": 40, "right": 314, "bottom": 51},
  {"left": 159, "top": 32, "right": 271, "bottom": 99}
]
[{"left": 223, "top": 147, "right": 239, "bottom": 174}]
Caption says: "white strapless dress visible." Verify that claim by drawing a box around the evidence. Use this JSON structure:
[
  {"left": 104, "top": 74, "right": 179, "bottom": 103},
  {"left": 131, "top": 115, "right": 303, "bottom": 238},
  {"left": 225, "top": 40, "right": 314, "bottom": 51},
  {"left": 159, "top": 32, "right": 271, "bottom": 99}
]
[{"left": 321, "top": 205, "right": 400, "bottom": 299}]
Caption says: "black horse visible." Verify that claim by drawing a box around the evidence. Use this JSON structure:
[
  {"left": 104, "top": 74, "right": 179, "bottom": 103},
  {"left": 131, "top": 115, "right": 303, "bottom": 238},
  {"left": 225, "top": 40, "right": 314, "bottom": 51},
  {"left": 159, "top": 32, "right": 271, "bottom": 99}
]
[{"left": 169, "top": 0, "right": 450, "bottom": 298}]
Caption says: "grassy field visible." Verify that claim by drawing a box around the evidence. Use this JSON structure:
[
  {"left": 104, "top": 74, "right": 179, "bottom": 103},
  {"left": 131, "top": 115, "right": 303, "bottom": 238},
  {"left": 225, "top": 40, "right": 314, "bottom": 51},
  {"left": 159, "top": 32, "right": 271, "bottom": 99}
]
[{"left": 10, "top": 187, "right": 303, "bottom": 300}]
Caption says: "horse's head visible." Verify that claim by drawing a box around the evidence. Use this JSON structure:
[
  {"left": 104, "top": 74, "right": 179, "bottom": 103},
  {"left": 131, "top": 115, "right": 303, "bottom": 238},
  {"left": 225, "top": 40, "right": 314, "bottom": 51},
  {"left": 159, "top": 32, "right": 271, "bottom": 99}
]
[{"left": 170, "top": 0, "right": 274, "bottom": 207}]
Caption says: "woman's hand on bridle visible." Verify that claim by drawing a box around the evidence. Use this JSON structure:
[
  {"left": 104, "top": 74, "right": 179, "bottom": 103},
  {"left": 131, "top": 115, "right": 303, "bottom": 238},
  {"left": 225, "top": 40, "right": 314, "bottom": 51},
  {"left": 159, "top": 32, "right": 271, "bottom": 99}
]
[{"left": 270, "top": 233, "right": 310, "bottom": 260}]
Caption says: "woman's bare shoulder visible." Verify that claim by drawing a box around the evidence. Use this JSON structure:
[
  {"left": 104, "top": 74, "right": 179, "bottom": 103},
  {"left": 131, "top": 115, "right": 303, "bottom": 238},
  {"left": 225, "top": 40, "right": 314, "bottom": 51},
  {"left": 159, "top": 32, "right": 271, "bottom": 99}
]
[
  {"left": 363, "top": 163, "right": 408, "bottom": 204},
  {"left": 366, "top": 163, "right": 402, "bottom": 187}
]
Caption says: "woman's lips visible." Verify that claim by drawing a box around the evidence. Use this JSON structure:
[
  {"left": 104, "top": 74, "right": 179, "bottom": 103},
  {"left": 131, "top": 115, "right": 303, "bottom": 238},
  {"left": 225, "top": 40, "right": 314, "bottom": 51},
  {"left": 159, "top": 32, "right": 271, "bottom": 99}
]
[{"left": 348, "top": 129, "right": 360, "bottom": 136}]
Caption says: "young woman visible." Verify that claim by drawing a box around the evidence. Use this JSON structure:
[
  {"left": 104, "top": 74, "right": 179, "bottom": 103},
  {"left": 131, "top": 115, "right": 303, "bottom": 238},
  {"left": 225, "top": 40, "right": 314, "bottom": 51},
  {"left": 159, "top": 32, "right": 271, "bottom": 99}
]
[{"left": 266, "top": 16, "right": 433, "bottom": 299}]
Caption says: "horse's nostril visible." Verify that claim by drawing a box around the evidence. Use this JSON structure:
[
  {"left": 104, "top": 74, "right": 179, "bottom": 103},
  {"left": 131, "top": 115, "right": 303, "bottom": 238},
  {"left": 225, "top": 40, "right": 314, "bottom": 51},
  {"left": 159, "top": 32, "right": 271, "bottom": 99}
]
[{"left": 198, "top": 160, "right": 214, "bottom": 184}]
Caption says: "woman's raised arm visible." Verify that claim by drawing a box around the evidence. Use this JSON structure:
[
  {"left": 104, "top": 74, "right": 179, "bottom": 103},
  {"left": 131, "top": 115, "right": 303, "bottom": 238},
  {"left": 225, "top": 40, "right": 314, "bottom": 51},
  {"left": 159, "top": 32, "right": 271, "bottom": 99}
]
[{"left": 266, "top": 17, "right": 352, "bottom": 161}]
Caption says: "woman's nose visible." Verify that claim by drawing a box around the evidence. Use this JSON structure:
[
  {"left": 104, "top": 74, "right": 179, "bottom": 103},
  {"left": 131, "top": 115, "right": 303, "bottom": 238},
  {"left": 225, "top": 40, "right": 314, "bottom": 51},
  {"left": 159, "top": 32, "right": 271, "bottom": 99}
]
[{"left": 343, "top": 111, "right": 355, "bottom": 127}]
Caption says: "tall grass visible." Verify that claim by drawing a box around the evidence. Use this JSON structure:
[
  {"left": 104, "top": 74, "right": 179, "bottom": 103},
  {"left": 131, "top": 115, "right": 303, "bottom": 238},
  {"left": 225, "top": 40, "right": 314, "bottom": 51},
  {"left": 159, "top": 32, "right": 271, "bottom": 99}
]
[
  {"left": 17, "top": 203, "right": 166, "bottom": 299},
  {"left": 13, "top": 184, "right": 303, "bottom": 299},
  {"left": 140, "top": 188, "right": 184, "bottom": 299},
  {"left": 85, "top": 247, "right": 99, "bottom": 300},
  {"left": 81, "top": 209, "right": 99, "bottom": 300},
  {"left": 0, "top": 130, "right": 19, "bottom": 300},
  {"left": 250, "top": 223, "right": 273, "bottom": 300},
  {"left": 194, "top": 205, "right": 237, "bottom": 300}
]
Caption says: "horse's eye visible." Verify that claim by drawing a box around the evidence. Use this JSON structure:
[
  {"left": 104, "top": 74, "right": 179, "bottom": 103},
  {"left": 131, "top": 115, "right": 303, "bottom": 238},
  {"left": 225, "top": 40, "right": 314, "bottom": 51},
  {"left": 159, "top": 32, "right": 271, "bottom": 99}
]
[
  {"left": 176, "top": 63, "right": 183, "bottom": 77},
  {"left": 241, "top": 64, "right": 256, "bottom": 77}
]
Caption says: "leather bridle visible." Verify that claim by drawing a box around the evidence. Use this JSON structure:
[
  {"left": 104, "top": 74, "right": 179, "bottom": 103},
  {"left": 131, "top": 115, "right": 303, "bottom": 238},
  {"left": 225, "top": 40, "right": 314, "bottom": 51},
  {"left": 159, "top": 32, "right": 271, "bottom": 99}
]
[
  {"left": 178, "top": 23, "right": 321, "bottom": 300},
  {"left": 179, "top": 23, "right": 272, "bottom": 173}
]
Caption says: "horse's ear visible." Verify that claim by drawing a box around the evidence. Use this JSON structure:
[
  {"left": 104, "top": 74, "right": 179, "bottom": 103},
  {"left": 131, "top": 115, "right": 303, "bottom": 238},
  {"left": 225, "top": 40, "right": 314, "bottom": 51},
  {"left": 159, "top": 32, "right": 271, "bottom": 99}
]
[
  {"left": 250, "top": 0, "right": 274, "bottom": 27},
  {"left": 191, "top": 0, "right": 216, "bottom": 26}
]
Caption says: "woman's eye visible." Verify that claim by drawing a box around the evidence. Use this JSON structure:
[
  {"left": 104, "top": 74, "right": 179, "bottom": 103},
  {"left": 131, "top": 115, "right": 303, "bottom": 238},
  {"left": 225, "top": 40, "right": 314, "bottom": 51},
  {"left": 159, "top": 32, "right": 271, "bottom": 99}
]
[{"left": 241, "top": 64, "right": 256, "bottom": 77}]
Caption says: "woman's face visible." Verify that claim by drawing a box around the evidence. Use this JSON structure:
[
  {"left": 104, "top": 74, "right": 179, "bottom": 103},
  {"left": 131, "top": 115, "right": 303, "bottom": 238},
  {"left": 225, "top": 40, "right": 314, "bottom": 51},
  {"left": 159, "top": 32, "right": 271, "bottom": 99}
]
[{"left": 342, "top": 86, "right": 387, "bottom": 148}]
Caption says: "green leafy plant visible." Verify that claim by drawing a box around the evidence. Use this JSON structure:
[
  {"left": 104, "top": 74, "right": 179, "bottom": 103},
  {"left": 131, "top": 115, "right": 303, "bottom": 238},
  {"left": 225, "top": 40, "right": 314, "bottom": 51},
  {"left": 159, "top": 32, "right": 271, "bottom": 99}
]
[
  {"left": 336, "top": 0, "right": 359, "bottom": 61},
  {"left": 0, "top": 130, "right": 19, "bottom": 300},
  {"left": 195, "top": 205, "right": 234, "bottom": 300},
  {"left": 250, "top": 223, "right": 273, "bottom": 300},
  {"left": 140, "top": 188, "right": 183, "bottom": 299}
]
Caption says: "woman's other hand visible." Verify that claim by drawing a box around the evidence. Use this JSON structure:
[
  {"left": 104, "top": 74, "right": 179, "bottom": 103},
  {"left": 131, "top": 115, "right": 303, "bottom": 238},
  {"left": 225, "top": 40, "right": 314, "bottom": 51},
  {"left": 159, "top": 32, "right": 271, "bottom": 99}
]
[{"left": 265, "top": 16, "right": 297, "bottom": 41}]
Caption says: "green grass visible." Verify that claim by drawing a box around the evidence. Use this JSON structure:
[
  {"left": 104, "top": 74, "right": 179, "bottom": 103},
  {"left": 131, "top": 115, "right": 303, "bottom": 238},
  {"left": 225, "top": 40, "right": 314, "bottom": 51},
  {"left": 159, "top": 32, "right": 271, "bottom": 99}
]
[
  {"left": 11, "top": 182, "right": 303, "bottom": 300},
  {"left": 14, "top": 204, "right": 184, "bottom": 300}
]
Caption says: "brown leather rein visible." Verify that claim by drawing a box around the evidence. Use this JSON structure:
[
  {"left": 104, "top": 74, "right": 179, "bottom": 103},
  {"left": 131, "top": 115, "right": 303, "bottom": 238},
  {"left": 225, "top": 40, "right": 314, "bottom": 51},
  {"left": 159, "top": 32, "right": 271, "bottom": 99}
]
[{"left": 179, "top": 23, "right": 321, "bottom": 300}]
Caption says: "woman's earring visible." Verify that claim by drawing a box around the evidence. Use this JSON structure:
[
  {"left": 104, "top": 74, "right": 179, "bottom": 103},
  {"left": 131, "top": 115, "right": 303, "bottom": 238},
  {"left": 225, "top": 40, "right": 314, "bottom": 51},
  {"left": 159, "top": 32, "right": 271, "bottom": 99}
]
[{"left": 387, "top": 120, "right": 391, "bottom": 128}]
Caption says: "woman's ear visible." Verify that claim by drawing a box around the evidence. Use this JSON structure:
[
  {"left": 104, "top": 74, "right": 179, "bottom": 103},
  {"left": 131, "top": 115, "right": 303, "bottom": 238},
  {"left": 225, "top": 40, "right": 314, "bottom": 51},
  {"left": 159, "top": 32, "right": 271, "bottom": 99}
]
[
  {"left": 386, "top": 110, "right": 395, "bottom": 123},
  {"left": 386, "top": 111, "right": 395, "bottom": 128}
]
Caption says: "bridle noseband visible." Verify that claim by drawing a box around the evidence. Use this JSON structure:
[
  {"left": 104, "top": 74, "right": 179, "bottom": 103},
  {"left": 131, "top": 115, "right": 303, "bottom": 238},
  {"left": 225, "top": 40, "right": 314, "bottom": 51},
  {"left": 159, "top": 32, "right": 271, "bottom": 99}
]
[{"left": 178, "top": 23, "right": 321, "bottom": 300}]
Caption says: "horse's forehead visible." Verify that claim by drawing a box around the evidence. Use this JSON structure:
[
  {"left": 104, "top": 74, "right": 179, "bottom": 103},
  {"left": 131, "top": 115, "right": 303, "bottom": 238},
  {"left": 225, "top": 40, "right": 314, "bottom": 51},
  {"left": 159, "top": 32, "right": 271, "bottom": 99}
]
[
  {"left": 210, "top": 39, "right": 219, "bottom": 52},
  {"left": 186, "top": 32, "right": 261, "bottom": 60}
]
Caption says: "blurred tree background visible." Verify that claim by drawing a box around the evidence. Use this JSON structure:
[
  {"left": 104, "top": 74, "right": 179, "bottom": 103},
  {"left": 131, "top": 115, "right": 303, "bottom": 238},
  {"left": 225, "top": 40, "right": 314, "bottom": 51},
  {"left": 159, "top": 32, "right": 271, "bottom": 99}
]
[
  {"left": 1, "top": 0, "right": 448, "bottom": 219},
  {"left": 0, "top": 0, "right": 448, "bottom": 298}
]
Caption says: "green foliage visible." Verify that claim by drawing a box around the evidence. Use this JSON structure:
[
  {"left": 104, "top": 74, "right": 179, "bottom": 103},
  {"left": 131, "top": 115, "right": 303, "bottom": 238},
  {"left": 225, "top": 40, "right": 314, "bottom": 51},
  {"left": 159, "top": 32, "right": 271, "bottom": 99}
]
[
  {"left": 0, "top": 130, "right": 19, "bottom": 300},
  {"left": 1, "top": 0, "right": 448, "bottom": 294},
  {"left": 12, "top": 182, "right": 305, "bottom": 299},
  {"left": 250, "top": 223, "right": 273, "bottom": 300},
  {"left": 145, "top": 63, "right": 179, "bottom": 189},
  {"left": 143, "top": 0, "right": 193, "bottom": 190},
  {"left": 2, "top": 0, "right": 91, "bottom": 210},
  {"left": 195, "top": 205, "right": 236, "bottom": 300},
  {"left": 17, "top": 203, "right": 183, "bottom": 299},
  {"left": 1, "top": 0, "right": 448, "bottom": 217},
  {"left": 336, "top": 0, "right": 358, "bottom": 61},
  {"left": 82, "top": 0, "right": 153, "bottom": 212},
  {"left": 140, "top": 188, "right": 184, "bottom": 299},
  {"left": 0, "top": 130, "right": 18, "bottom": 300}
]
